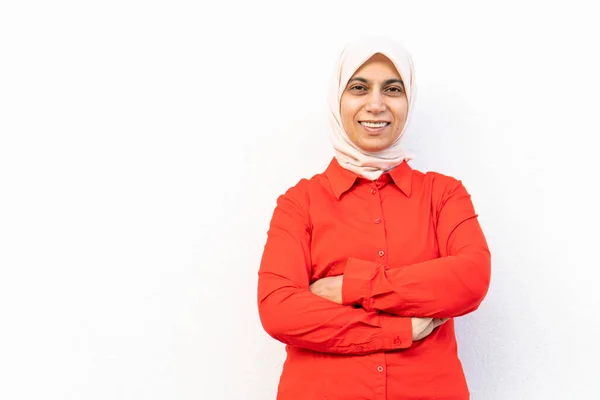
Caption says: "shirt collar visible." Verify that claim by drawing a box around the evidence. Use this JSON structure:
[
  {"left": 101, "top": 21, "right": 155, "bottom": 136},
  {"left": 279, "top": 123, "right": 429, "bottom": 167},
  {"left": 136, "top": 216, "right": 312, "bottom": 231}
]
[
  {"left": 388, "top": 160, "right": 413, "bottom": 197},
  {"left": 325, "top": 158, "right": 413, "bottom": 199}
]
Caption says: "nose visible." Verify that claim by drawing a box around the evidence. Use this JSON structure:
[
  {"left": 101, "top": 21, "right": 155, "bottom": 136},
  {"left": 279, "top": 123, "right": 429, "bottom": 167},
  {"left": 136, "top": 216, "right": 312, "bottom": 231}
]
[{"left": 364, "top": 91, "right": 387, "bottom": 114}]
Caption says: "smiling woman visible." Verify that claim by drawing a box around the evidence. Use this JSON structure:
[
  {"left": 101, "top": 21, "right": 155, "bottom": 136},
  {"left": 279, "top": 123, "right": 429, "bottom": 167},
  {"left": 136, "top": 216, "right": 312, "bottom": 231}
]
[
  {"left": 327, "top": 37, "right": 417, "bottom": 181},
  {"left": 257, "top": 36, "right": 491, "bottom": 400},
  {"left": 340, "top": 53, "right": 409, "bottom": 153}
]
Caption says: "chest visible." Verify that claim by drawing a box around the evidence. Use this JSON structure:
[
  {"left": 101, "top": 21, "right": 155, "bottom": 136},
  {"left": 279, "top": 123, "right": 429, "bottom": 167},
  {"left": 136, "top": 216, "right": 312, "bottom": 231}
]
[{"left": 308, "top": 184, "right": 440, "bottom": 281}]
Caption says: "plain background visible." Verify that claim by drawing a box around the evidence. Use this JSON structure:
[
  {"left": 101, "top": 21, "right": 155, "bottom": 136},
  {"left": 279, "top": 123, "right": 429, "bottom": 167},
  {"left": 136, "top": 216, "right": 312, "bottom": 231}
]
[{"left": 1, "top": 1, "right": 599, "bottom": 399}]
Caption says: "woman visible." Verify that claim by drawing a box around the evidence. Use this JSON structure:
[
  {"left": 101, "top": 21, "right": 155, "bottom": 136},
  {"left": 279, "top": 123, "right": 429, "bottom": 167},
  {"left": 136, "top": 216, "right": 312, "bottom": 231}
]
[{"left": 257, "top": 36, "right": 491, "bottom": 400}]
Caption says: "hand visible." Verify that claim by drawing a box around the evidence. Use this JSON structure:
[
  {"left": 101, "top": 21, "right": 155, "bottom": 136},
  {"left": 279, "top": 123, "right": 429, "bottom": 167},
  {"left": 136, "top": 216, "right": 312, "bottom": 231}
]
[
  {"left": 309, "top": 275, "right": 343, "bottom": 304},
  {"left": 412, "top": 317, "right": 449, "bottom": 341}
]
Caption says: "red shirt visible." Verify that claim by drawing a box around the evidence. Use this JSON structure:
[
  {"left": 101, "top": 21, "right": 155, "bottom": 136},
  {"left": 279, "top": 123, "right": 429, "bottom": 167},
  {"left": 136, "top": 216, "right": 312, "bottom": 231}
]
[{"left": 257, "top": 158, "right": 491, "bottom": 400}]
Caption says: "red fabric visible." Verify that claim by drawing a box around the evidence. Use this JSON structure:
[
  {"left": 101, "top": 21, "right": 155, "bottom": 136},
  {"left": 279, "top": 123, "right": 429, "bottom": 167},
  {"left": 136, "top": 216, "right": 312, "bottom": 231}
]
[{"left": 257, "top": 158, "right": 491, "bottom": 399}]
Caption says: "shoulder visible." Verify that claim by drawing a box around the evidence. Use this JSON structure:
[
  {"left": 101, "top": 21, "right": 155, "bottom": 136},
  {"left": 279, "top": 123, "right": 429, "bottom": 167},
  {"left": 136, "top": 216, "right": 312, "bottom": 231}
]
[
  {"left": 411, "top": 166, "right": 471, "bottom": 201},
  {"left": 275, "top": 170, "right": 329, "bottom": 210},
  {"left": 412, "top": 168, "right": 479, "bottom": 223},
  {"left": 424, "top": 169, "right": 464, "bottom": 189},
  {"left": 268, "top": 172, "right": 330, "bottom": 231}
]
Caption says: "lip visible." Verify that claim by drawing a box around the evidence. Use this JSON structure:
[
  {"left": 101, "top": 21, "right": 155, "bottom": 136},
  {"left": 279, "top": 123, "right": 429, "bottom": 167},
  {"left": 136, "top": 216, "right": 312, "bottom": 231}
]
[{"left": 359, "top": 121, "right": 390, "bottom": 135}]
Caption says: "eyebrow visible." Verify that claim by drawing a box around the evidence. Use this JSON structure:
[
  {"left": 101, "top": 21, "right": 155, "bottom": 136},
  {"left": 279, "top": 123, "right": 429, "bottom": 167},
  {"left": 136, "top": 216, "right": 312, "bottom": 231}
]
[{"left": 348, "top": 77, "right": 405, "bottom": 87}]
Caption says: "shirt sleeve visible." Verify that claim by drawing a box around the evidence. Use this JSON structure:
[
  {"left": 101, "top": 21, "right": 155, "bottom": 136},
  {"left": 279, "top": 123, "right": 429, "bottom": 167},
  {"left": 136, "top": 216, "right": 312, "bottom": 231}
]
[
  {"left": 341, "top": 179, "right": 491, "bottom": 318},
  {"left": 257, "top": 182, "right": 413, "bottom": 355}
]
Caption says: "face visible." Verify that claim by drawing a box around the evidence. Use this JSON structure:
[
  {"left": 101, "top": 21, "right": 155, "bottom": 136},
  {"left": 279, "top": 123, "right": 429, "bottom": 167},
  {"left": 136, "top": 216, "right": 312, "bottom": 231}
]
[{"left": 340, "top": 53, "right": 408, "bottom": 153}]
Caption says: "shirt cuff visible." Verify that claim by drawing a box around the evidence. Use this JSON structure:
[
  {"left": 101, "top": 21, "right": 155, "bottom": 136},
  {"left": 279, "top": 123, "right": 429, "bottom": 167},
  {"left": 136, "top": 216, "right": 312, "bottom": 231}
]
[
  {"left": 342, "top": 257, "right": 380, "bottom": 309},
  {"left": 380, "top": 313, "right": 413, "bottom": 349}
]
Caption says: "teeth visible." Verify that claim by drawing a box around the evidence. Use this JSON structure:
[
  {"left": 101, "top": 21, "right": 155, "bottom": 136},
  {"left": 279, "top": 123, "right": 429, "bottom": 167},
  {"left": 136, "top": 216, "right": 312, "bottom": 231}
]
[{"left": 360, "top": 121, "right": 388, "bottom": 128}]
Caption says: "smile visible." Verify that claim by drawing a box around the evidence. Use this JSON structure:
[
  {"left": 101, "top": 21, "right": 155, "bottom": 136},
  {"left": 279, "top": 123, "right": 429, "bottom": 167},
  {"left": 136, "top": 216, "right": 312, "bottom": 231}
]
[
  {"left": 359, "top": 121, "right": 390, "bottom": 128},
  {"left": 359, "top": 121, "right": 390, "bottom": 134}
]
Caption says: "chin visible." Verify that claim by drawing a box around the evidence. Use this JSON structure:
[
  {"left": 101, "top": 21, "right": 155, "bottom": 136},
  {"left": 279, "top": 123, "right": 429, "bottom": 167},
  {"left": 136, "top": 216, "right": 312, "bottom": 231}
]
[{"left": 357, "top": 138, "right": 392, "bottom": 153}]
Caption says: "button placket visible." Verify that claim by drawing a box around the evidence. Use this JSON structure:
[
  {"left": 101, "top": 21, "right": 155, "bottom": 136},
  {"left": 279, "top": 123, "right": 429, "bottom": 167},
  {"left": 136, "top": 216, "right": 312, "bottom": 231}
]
[
  {"left": 371, "top": 184, "right": 388, "bottom": 261},
  {"left": 371, "top": 186, "right": 387, "bottom": 257}
]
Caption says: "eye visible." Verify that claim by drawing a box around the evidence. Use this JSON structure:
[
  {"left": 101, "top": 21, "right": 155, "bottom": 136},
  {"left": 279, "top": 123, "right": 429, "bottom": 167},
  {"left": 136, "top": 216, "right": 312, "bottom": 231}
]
[
  {"left": 349, "top": 84, "right": 367, "bottom": 92},
  {"left": 386, "top": 86, "right": 405, "bottom": 94}
]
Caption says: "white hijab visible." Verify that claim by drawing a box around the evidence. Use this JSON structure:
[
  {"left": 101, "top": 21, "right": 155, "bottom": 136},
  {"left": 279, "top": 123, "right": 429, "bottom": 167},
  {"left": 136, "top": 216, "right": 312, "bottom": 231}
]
[{"left": 328, "top": 36, "right": 416, "bottom": 180}]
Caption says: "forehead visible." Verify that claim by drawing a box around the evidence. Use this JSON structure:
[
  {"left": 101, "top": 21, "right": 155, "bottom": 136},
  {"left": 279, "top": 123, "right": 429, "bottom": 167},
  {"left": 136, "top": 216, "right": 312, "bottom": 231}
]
[{"left": 351, "top": 53, "right": 401, "bottom": 79}]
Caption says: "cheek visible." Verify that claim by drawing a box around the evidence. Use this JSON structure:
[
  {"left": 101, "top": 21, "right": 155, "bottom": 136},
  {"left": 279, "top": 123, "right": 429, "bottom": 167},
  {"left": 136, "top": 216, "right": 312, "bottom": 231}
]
[
  {"left": 392, "top": 102, "right": 409, "bottom": 124},
  {"left": 340, "top": 101, "right": 358, "bottom": 129}
]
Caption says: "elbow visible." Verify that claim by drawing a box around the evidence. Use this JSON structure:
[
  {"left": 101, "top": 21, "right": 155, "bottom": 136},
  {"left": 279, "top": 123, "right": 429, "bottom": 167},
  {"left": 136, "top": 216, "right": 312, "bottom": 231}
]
[
  {"left": 460, "top": 286, "right": 488, "bottom": 314},
  {"left": 257, "top": 273, "right": 304, "bottom": 342},
  {"left": 447, "top": 284, "right": 488, "bottom": 317},
  {"left": 258, "top": 302, "right": 282, "bottom": 339},
  {"left": 257, "top": 292, "right": 293, "bottom": 342},
  {"left": 456, "top": 249, "right": 491, "bottom": 314}
]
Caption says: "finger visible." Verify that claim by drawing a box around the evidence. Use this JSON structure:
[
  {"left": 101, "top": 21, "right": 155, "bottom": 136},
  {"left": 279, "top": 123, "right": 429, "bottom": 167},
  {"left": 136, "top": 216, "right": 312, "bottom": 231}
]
[
  {"left": 432, "top": 318, "right": 449, "bottom": 328},
  {"left": 416, "top": 317, "right": 433, "bottom": 327},
  {"left": 413, "top": 318, "right": 431, "bottom": 335},
  {"left": 415, "top": 321, "right": 435, "bottom": 341}
]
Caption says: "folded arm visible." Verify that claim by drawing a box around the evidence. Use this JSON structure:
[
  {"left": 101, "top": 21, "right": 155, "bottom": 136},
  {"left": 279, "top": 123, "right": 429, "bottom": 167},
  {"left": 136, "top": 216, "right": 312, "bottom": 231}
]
[
  {"left": 341, "top": 179, "right": 491, "bottom": 318},
  {"left": 257, "top": 184, "right": 413, "bottom": 355}
]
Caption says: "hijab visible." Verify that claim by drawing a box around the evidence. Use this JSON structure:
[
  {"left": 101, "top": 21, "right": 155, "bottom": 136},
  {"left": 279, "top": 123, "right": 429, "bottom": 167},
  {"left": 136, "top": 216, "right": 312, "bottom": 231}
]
[{"left": 328, "top": 36, "right": 416, "bottom": 180}]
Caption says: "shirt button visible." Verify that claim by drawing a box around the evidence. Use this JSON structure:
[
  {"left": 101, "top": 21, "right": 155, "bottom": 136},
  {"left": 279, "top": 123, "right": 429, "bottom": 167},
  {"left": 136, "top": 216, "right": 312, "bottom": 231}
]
[
  {"left": 394, "top": 338, "right": 402, "bottom": 345},
  {"left": 375, "top": 218, "right": 381, "bottom": 224},
  {"left": 356, "top": 346, "right": 364, "bottom": 352},
  {"left": 378, "top": 250, "right": 385, "bottom": 257},
  {"left": 371, "top": 188, "right": 377, "bottom": 195},
  {"left": 377, "top": 366, "right": 384, "bottom": 372}
]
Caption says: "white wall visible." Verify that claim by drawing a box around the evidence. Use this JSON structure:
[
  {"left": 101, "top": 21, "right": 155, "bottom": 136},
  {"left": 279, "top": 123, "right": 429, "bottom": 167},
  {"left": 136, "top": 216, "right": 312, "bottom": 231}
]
[{"left": 1, "top": 1, "right": 599, "bottom": 399}]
